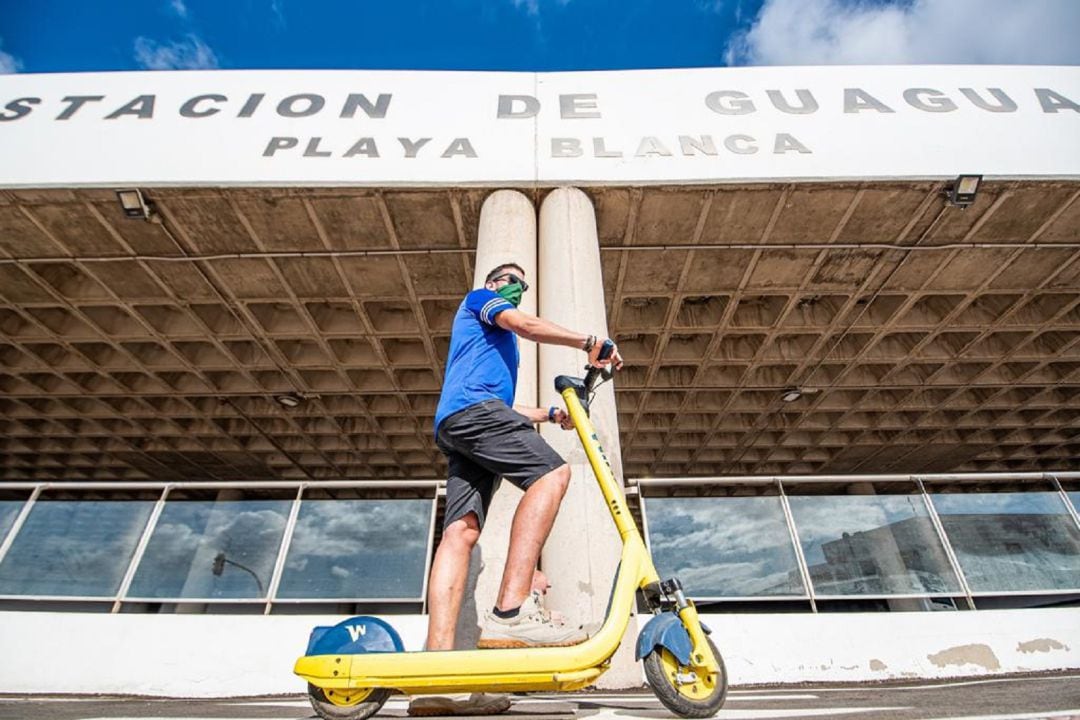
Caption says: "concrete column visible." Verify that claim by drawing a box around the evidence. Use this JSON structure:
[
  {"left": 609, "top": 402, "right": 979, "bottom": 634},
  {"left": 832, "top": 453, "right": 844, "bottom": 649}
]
[
  {"left": 537, "top": 187, "right": 638, "bottom": 688},
  {"left": 453, "top": 189, "right": 538, "bottom": 649}
]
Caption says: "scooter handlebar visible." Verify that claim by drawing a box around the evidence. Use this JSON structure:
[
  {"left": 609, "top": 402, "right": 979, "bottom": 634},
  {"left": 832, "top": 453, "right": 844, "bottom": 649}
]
[{"left": 584, "top": 339, "right": 615, "bottom": 391}]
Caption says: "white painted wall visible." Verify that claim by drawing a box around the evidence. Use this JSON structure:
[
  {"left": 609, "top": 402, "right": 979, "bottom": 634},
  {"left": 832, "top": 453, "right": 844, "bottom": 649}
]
[
  {"left": 0, "top": 612, "right": 428, "bottom": 697},
  {"left": 1, "top": 608, "right": 1076, "bottom": 696},
  {"left": 697, "top": 608, "right": 1080, "bottom": 685}
]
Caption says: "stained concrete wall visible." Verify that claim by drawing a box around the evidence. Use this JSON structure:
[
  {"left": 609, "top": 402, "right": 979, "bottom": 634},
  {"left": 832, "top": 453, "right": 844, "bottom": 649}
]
[{"left": 2, "top": 609, "right": 1077, "bottom": 696}]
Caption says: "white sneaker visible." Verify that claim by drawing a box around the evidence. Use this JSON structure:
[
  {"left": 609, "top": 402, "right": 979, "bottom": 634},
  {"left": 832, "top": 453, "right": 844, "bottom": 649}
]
[{"left": 477, "top": 593, "right": 588, "bottom": 648}]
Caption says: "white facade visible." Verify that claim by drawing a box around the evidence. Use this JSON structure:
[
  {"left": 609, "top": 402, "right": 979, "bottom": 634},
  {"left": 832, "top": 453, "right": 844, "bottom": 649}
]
[{"left": 1, "top": 66, "right": 1078, "bottom": 188}]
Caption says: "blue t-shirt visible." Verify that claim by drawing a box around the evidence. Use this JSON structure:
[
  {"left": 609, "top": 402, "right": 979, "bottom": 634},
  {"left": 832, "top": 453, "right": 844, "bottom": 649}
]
[{"left": 434, "top": 288, "right": 518, "bottom": 433}]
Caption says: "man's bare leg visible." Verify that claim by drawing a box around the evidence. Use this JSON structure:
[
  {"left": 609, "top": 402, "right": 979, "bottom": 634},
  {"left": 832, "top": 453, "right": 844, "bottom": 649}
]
[
  {"left": 425, "top": 512, "right": 481, "bottom": 651},
  {"left": 412, "top": 512, "right": 512, "bottom": 715},
  {"left": 494, "top": 464, "right": 571, "bottom": 611}
]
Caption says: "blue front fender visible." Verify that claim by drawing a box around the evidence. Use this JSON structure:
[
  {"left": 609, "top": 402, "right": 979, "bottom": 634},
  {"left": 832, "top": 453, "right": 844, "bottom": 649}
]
[
  {"left": 305, "top": 616, "right": 404, "bottom": 656},
  {"left": 636, "top": 612, "right": 711, "bottom": 666}
]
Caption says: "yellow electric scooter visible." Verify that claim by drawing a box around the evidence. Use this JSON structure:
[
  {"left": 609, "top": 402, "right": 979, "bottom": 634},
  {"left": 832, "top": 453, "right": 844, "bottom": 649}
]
[{"left": 294, "top": 342, "right": 727, "bottom": 719}]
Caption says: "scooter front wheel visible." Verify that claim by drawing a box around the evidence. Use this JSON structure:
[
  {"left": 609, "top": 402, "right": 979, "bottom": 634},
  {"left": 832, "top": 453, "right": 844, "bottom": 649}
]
[
  {"left": 643, "top": 636, "right": 727, "bottom": 718},
  {"left": 308, "top": 683, "right": 391, "bottom": 720}
]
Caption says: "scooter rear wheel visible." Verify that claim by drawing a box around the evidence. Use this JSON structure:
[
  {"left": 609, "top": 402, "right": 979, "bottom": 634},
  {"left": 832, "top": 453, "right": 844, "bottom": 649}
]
[
  {"left": 308, "top": 683, "right": 391, "bottom": 720},
  {"left": 643, "top": 636, "right": 727, "bottom": 718}
]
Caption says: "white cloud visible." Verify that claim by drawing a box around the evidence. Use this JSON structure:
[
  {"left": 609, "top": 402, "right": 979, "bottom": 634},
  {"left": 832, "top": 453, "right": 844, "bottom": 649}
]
[
  {"left": 134, "top": 34, "right": 219, "bottom": 70},
  {"left": 727, "top": 0, "right": 1080, "bottom": 66},
  {"left": 514, "top": 0, "right": 540, "bottom": 15},
  {"left": 170, "top": 0, "right": 188, "bottom": 18},
  {"left": 511, "top": 0, "right": 571, "bottom": 17},
  {"left": 270, "top": 0, "right": 287, "bottom": 27},
  {"left": 0, "top": 37, "right": 22, "bottom": 74},
  {"left": 696, "top": 0, "right": 727, "bottom": 14}
]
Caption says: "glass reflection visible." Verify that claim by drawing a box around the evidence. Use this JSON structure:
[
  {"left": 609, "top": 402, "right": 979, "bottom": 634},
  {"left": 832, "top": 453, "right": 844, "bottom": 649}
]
[
  {"left": 645, "top": 496, "right": 805, "bottom": 597},
  {"left": 788, "top": 494, "right": 961, "bottom": 595},
  {"left": 128, "top": 498, "right": 290, "bottom": 599},
  {"left": 1069, "top": 492, "right": 1080, "bottom": 516},
  {"left": 0, "top": 499, "right": 153, "bottom": 597},
  {"left": 277, "top": 499, "right": 432, "bottom": 599},
  {"left": 930, "top": 492, "right": 1080, "bottom": 592},
  {"left": 0, "top": 500, "right": 24, "bottom": 545}
]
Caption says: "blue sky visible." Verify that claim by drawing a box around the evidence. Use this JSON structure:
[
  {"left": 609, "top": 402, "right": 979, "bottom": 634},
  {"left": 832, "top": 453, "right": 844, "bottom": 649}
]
[{"left": 1, "top": 0, "right": 1078, "bottom": 75}]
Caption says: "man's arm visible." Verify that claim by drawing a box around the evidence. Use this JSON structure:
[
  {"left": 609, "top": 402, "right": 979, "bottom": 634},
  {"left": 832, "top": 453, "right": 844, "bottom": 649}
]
[
  {"left": 495, "top": 309, "right": 587, "bottom": 348},
  {"left": 513, "top": 405, "right": 551, "bottom": 424},
  {"left": 494, "top": 309, "right": 623, "bottom": 368},
  {"left": 513, "top": 404, "right": 574, "bottom": 430}
]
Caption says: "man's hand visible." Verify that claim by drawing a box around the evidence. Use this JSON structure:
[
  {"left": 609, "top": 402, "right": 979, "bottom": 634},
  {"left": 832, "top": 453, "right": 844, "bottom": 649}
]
[
  {"left": 550, "top": 407, "right": 574, "bottom": 431},
  {"left": 587, "top": 337, "right": 624, "bottom": 370}
]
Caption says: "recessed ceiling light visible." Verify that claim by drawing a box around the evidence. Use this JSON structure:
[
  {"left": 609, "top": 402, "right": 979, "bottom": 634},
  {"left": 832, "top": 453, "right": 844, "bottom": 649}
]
[
  {"left": 275, "top": 393, "right": 304, "bottom": 409},
  {"left": 780, "top": 388, "right": 803, "bottom": 403}
]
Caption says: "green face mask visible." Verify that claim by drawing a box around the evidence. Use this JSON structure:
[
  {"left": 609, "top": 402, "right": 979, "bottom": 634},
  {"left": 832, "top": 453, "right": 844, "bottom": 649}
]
[{"left": 496, "top": 282, "right": 524, "bottom": 307}]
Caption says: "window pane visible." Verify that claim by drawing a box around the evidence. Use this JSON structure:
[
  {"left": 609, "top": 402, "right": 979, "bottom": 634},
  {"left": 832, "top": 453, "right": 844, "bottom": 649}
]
[
  {"left": 277, "top": 499, "right": 432, "bottom": 599},
  {"left": 788, "top": 494, "right": 961, "bottom": 596},
  {"left": 930, "top": 492, "right": 1080, "bottom": 592},
  {"left": 0, "top": 499, "right": 154, "bottom": 597},
  {"left": 0, "top": 500, "right": 24, "bottom": 544},
  {"left": 645, "top": 496, "right": 805, "bottom": 597},
  {"left": 127, "top": 499, "right": 291, "bottom": 599},
  {"left": 1069, "top": 492, "right": 1080, "bottom": 515}
]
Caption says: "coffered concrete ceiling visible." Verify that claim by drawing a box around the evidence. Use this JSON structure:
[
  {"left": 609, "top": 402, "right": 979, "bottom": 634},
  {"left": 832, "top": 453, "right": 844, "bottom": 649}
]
[{"left": 1, "top": 181, "right": 1077, "bottom": 483}]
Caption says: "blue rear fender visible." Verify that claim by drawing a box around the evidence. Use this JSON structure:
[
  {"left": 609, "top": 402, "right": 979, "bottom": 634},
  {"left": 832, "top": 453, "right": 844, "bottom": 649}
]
[
  {"left": 305, "top": 616, "right": 404, "bottom": 656},
  {"left": 635, "top": 612, "right": 712, "bottom": 666}
]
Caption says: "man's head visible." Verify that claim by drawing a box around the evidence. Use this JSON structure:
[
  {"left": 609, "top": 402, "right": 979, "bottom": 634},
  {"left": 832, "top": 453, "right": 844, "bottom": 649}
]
[{"left": 483, "top": 263, "right": 528, "bottom": 307}]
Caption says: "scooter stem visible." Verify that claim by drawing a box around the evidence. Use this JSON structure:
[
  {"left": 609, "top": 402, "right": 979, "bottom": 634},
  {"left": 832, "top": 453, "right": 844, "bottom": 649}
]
[
  {"left": 560, "top": 378, "right": 721, "bottom": 676},
  {"left": 561, "top": 386, "right": 643, "bottom": 544},
  {"left": 560, "top": 384, "right": 655, "bottom": 563}
]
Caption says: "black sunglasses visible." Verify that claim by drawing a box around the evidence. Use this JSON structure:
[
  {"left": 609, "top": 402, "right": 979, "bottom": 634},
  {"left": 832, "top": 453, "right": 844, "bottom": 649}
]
[{"left": 492, "top": 273, "right": 529, "bottom": 292}]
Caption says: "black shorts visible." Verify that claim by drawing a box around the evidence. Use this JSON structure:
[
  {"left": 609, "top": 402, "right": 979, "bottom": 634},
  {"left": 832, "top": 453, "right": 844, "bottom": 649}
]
[{"left": 437, "top": 399, "right": 566, "bottom": 530}]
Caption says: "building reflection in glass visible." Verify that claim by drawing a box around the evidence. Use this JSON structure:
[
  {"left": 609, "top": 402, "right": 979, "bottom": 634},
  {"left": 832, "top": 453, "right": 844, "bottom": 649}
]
[
  {"left": 930, "top": 492, "right": 1080, "bottom": 592},
  {"left": 788, "top": 494, "right": 961, "bottom": 596}
]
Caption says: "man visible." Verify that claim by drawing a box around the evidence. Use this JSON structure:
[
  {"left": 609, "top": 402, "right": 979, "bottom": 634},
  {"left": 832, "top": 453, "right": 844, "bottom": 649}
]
[{"left": 408, "top": 263, "right": 620, "bottom": 717}]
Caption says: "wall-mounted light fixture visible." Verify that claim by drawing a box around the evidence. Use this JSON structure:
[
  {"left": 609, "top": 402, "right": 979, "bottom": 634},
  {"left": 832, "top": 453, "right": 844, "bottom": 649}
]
[
  {"left": 945, "top": 174, "right": 982, "bottom": 208},
  {"left": 115, "top": 189, "right": 153, "bottom": 220}
]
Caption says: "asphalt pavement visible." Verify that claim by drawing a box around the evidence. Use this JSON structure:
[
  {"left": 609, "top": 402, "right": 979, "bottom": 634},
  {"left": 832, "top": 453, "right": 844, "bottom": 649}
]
[{"left": 2, "top": 674, "right": 1079, "bottom": 720}]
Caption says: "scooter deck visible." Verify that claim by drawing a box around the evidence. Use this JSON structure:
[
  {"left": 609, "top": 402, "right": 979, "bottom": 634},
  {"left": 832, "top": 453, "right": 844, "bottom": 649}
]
[
  {"left": 296, "top": 537, "right": 651, "bottom": 694},
  {"left": 296, "top": 651, "right": 605, "bottom": 694},
  {"left": 295, "top": 632, "right": 624, "bottom": 693}
]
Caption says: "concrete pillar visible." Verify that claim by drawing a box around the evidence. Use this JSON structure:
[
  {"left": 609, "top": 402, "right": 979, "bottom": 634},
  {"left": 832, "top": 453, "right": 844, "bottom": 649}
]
[
  {"left": 537, "top": 187, "right": 638, "bottom": 688},
  {"left": 453, "top": 190, "right": 538, "bottom": 649}
]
